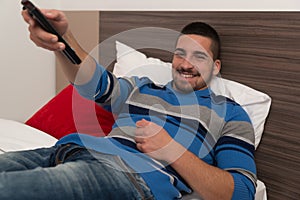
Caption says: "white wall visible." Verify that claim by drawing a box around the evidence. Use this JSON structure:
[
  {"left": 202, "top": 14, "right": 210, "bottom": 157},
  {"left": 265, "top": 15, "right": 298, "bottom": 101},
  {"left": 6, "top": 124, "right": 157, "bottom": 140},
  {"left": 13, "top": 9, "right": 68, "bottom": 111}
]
[
  {"left": 0, "top": 0, "right": 55, "bottom": 122},
  {"left": 60, "top": 0, "right": 300, "bottom": 11}
]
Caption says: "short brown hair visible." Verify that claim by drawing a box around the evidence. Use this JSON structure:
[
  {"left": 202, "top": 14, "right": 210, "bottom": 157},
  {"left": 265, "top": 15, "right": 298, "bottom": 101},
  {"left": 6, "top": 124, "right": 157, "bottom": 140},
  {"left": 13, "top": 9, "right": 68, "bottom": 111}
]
[{"left": 180, "top": 22, "right": 221, "bottom": 60}]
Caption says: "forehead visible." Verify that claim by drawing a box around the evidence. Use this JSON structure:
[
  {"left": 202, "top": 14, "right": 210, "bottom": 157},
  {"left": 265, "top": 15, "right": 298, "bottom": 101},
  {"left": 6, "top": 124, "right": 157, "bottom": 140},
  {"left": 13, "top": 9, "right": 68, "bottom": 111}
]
[{"left": 176, "top": 34, "right": 213, "bottom": 55}]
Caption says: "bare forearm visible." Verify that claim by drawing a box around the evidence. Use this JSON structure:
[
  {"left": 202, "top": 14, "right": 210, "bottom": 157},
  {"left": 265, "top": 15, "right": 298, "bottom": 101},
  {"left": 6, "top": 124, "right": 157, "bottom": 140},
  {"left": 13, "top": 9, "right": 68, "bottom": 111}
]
[
  {"left": 55, "top": 29, "right": 96, "bottom": 85},
  {"left": 169, "top": 144, "right": 234, "bottom": 200}
]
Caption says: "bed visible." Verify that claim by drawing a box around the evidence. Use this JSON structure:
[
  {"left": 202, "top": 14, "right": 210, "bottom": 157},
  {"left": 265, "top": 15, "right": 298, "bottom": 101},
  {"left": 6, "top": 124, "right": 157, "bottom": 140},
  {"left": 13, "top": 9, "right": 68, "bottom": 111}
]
[{"left": 1, "top": 11, "right": 300, "bottom": 200}]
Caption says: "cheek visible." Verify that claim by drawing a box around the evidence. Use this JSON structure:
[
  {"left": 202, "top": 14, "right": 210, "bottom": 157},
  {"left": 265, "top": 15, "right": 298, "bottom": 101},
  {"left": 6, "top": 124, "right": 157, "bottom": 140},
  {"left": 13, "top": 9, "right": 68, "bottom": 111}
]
[
  {"left": 172, "top": 57, "right": 181, "bottom": 67},
  {"left": 171, "top": 62, "right": 181, "bottom": 74},
  {"left": 195, "top": 62, "right": 214, "bottom": 74},
  {"left": 192, "top": 66, "right": 208, "bottom": 76}
]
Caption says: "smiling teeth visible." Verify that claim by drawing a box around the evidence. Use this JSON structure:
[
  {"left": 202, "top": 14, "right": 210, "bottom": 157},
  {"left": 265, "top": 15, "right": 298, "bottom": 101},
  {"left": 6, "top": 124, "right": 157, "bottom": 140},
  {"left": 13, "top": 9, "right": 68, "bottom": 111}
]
[{"left": 181, "top": 74, "right": 194, "bottom": 78}]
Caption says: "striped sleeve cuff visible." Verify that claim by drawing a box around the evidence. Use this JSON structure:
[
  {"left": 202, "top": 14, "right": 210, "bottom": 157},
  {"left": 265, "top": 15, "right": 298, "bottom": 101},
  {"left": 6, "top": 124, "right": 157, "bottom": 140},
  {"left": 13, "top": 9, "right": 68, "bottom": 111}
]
[{"left": 73, "top": 62, "right": 108, "bottom": 101}]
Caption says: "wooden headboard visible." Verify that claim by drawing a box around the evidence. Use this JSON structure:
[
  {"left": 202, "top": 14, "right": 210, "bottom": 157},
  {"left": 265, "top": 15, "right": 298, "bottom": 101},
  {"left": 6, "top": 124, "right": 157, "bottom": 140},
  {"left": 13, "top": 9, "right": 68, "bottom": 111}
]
[{"left": 98, "top": 11, "right": 300, "bottom": 200}]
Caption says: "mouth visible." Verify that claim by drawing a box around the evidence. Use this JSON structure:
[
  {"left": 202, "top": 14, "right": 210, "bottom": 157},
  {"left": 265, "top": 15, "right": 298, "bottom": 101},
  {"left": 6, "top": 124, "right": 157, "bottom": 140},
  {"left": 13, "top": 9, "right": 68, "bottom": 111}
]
[{"left": 177, "top": 70, "right": 200, "bottom": 79}]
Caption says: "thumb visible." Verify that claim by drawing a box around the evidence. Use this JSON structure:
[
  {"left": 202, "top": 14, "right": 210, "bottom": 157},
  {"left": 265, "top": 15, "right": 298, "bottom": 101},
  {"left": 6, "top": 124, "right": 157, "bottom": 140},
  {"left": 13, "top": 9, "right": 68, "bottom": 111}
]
[
  {"left": 42, "top": 9, "right": 62, "bottom": 21},
  {"left": 136, "top": 119, "right": 150, "bottom": 128}
]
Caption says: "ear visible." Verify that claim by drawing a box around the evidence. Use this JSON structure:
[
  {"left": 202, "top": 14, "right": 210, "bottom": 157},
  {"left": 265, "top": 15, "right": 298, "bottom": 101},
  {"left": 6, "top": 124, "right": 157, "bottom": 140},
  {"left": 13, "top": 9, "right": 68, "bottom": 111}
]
[{"left": 213, "top": 59, "right": 221, "bottom": 75}]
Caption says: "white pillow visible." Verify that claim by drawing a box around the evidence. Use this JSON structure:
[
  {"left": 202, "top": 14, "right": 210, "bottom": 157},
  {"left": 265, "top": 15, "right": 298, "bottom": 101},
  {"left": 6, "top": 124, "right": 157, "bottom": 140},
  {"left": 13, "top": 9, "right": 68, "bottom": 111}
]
[
  {"left": 113, "top": 41, "right": 172, "bottom": 85},
  {"left": 113, "top": 41, "right": 271, "bottom": 149},
  {"left": 0, "top": 118, "right": 57, "bottom": 153},
  {"left": 210, "top": 77, "right": 271, "bottom": 149}
]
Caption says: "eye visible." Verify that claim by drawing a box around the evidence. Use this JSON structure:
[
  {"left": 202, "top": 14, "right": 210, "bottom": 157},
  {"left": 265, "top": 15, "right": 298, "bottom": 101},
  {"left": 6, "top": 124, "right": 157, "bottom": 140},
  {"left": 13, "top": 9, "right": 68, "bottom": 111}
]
[
  {"left": 195, "top": 55, "right": 206, "bottom": 60},
  {"left": 193, "top": 52, "right": 208, "bottom": 62}
]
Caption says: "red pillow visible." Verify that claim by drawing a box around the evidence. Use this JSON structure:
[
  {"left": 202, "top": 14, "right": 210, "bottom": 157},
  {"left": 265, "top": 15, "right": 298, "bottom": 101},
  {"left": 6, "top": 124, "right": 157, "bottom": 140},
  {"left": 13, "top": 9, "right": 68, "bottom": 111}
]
[{"left": 25, "top": 85, "right": 115, "bottom": 139}]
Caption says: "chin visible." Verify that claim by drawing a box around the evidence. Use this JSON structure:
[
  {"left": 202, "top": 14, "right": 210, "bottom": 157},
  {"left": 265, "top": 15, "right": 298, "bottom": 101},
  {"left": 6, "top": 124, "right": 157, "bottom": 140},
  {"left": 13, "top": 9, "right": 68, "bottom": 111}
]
[{"left": 173, "top": 80, "right": 195, "bottom": 93}]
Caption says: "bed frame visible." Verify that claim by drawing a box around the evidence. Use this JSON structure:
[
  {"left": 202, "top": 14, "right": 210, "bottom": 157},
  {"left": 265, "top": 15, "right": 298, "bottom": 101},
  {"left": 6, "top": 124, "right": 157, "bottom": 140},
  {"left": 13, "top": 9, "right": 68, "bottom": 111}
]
[{"left": 97, "top": 11, "right": 300, "bottom": 200}]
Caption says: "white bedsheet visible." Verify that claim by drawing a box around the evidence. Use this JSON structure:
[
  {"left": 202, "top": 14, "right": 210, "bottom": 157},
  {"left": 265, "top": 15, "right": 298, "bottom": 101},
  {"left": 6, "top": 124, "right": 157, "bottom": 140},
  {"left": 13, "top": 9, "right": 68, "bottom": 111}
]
[
  {"left": 0, "top": 118, "right": 267, "bottom": 199},
  {"left": 0, "top": 118, "right": 57, "bottom": 153}
]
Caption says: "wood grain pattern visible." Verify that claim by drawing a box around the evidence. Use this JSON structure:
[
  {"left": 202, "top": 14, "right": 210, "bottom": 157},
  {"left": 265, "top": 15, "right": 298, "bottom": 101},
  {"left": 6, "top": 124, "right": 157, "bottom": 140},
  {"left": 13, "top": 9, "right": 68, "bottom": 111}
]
[{"left": 99, "top": 11, "right": 300, "bottom": 200}]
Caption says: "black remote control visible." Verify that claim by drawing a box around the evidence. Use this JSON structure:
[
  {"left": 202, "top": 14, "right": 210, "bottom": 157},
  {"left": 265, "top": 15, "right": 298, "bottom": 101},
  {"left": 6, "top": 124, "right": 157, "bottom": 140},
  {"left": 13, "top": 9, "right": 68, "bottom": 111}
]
[{"left": 21, "top": 0, "right": 82, "bottom": 64}]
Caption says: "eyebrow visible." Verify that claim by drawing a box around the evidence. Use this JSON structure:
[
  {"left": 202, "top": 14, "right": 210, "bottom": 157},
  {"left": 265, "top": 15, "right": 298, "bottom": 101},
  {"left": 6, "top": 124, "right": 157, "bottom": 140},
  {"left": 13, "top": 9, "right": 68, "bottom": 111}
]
[{"left": 174, "top": 48, "right": 185, "bottom": 53}]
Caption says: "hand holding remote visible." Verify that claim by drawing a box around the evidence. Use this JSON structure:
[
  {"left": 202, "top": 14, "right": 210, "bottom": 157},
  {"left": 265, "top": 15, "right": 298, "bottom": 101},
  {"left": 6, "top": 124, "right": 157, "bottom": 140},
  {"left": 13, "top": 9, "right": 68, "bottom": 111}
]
[{"left": 21, "top": 0, "right": 81, "bottom": 64}]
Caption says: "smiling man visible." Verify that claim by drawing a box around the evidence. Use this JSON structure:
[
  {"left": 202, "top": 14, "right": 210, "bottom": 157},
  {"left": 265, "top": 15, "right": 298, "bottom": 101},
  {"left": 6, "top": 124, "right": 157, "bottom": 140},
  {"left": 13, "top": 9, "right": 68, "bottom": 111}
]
[
  {"left": 0, "top": 10, "right": 256, "bottom": 200},
  {"left": 172, "top": 32, "right": 221, "bottom": 92}
]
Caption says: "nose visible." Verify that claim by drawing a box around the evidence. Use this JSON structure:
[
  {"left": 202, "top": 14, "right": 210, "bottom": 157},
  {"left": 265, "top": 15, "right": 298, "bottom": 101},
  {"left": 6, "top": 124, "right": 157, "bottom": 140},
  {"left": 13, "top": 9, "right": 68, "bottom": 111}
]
[{"left": 181, "top": 57, "right": 194, "bottom": 70}]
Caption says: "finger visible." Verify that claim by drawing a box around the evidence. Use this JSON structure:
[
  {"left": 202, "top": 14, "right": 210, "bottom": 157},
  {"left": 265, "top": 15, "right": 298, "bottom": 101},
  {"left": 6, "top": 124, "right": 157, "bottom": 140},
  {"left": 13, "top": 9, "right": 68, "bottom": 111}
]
[
  {"left": 136, "top": 142, "right": 144, "bottom": 152},
  {"left": 136, "top": 119, "right": 150, "bottom": 128},
  {"left": 21, "top": 10, "right": 34, "bottom": 25},
  {"left": 134, "top": 136, "right": 145, "bottom": 144},
  {"left": 28, "top": 22, "right": 56, "bottom": 41},
  {"left": 135, "top": 127, "right": 145, "bottom": 137},
  {"left": 29, "top": 33, "right": 64, "bottom": 51},
  {"left": 28, "top": 23, "right": 64, "bottom": 51}
]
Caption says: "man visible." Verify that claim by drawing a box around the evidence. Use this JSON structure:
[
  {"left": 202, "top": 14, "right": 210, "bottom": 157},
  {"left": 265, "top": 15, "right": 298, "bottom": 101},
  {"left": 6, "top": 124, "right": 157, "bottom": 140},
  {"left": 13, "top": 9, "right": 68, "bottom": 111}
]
[{"left": 0, "top": 9, "right": 256, "bottom": 200}]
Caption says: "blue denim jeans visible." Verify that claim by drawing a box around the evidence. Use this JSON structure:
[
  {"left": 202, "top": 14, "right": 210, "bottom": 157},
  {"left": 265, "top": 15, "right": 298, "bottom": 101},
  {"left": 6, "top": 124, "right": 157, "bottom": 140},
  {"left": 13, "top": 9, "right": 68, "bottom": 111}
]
[{"left": 0, "top": 144, "right": 154, "bottom": 200}]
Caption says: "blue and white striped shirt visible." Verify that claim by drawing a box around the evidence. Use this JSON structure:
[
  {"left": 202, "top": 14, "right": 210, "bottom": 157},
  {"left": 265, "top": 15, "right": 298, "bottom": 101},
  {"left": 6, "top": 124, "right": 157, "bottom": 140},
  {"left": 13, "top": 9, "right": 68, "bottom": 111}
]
[{"left": 57, "top": 62, "right": 256, "bottom": 200}]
